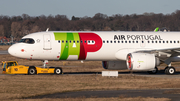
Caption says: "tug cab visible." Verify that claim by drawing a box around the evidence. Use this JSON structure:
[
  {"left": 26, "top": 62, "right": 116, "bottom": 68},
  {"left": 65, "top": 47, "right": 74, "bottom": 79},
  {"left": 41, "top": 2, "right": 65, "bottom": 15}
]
[{"left": 2, "top": 61, "right": 18, "bottom": 73}]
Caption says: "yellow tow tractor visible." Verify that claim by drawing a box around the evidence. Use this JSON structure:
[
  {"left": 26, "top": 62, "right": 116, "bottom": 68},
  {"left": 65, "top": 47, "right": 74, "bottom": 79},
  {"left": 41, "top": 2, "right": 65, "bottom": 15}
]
[{"left": 2, "top": 61, "right": 63, "bottom": 75}]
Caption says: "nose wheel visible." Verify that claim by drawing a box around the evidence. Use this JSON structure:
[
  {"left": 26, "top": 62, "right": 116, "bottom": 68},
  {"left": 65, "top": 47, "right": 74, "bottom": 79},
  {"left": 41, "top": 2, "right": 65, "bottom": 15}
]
[
  {"left": 42, "top": 60, "right": 49, "bottom": 68},
  {"left": 42, "top": 60, "right": 63, "bottom": 75}
]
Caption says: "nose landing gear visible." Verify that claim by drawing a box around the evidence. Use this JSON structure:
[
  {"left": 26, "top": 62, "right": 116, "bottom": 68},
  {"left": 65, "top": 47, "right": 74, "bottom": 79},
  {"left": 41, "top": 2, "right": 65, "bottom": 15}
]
[
  {"left": 42, "top": 60, "right": 49, "bottom": 68},
  {"left": 42, "top": 60, "right": 63, "bottom": 74}
]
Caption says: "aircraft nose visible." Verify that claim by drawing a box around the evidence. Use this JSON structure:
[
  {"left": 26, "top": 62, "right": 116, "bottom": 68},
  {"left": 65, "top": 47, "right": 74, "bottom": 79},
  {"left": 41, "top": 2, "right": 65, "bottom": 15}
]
[
  {"left": 8, "top": 43, "right": 30, "bottom": 59},
  {"left": 8, "top": 44, "right": 21, "bottom": 57},
  {"left": 8, "top": 45, "right": 15, "bottom": 56}
]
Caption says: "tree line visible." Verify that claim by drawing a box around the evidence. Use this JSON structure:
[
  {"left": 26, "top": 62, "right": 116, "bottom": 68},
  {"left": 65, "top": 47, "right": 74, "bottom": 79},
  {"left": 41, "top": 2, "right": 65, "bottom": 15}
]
[{"left": 1, "top": 10, "right": 180, "bottom": 41}]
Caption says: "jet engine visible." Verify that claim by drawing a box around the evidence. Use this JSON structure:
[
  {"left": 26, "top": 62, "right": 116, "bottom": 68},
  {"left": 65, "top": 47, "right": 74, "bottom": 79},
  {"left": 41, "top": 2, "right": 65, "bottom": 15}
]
[
  {"left": 126, "top": 53, "right": 160, "bottom": 71},
  {"left": 102, "top": 61, "right": 127, "bottom": 70}
]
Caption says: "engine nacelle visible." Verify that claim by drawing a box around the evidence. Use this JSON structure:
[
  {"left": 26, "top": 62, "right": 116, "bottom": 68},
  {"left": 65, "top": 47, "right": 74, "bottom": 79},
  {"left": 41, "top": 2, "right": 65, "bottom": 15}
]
[
  {"left": 126, "top": 53, "right": 160, "bottom": 71},
  {"left": 102, "top": 61, "right": 127, "bottom": 70}
]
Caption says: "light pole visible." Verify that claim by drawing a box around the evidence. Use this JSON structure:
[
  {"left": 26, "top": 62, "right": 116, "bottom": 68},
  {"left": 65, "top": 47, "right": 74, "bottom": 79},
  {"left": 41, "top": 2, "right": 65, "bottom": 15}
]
[{"left": 10, "top": 35, "right": 13, "bottom": 43}]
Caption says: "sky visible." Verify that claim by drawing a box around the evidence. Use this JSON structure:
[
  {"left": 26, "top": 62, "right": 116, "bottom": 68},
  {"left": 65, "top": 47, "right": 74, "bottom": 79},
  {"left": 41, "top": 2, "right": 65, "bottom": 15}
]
[{"left": 0, "top": 0, "right": 180, "bottom": 19}]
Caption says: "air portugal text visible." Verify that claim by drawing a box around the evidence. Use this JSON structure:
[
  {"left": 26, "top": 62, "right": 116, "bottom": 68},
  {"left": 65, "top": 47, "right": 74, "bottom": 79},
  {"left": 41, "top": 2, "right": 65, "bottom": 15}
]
[{"left": 114, "top": 35, "right": 163, "bottom": 40}]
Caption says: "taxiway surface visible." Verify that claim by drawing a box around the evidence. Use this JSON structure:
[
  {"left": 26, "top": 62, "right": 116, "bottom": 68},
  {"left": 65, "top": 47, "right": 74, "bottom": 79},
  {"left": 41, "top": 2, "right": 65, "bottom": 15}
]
[
  {"left": 29, "top": 89, "right": 180, "bottom": 101},
  {"left": 0, "top": 50, "right": 8, "bottom": 54}
]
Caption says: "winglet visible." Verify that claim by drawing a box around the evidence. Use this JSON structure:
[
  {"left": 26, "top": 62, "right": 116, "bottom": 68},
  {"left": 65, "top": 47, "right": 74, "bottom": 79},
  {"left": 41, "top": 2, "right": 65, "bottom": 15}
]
[{"left": 154, "top": 27, "right": 159, "bottom": 32}]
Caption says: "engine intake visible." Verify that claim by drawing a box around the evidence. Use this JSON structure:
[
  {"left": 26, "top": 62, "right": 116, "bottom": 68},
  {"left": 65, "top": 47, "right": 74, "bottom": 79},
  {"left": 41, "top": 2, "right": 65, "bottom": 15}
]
[{"left": 126, "top": 53, "right": 160, "bottom": 71}]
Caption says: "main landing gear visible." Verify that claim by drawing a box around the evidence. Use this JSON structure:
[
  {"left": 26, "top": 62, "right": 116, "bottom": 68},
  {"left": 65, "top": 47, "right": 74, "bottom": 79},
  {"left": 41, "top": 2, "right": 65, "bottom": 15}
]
[
  {"left": 164, "top": 66, "right": 176, "bottom": 75},
  {"left": 147, "top": 66, "right": 176, "bottom": 75},
  {"left": 42, "top": 60, "right": 63, "bottom": 75}
]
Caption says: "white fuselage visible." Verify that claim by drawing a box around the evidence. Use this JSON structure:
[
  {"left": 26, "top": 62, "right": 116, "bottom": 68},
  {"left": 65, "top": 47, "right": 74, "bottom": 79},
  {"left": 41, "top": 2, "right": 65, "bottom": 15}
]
[{"left": 8, "top": 31, "right": 180, "bottom": 61}]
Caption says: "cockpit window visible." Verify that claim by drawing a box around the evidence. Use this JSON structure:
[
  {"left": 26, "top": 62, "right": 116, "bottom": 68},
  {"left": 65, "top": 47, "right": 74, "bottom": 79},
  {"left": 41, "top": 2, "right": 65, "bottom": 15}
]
[{"left": 19, "top": 38, "right": 35, "bottom": 44}]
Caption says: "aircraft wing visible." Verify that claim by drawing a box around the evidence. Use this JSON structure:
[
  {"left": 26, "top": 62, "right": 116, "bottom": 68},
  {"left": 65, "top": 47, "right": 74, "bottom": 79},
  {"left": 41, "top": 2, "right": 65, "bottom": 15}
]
[{"left": 135, "top": 48, "right": 180, "bottom": 61}]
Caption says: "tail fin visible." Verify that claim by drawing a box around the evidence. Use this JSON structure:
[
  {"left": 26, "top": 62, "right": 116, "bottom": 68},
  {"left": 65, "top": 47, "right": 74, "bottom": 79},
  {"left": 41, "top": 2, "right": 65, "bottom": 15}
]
[{"left": 154, "top": 27, "right": 159, "bottom": 32}]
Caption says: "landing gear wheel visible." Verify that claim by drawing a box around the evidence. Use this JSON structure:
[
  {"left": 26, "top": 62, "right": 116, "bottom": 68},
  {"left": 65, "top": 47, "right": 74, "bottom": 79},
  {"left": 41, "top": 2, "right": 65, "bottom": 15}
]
[
  {"left": 28, "top": 67, "right": 36, "bottom": 75},
  {"left": 54, "top": 67, "right": 63, "bottom": 75},
  {"left": 164, "top": 66, "right": 169, "bottom": 74},
  {"left": 148, "top": 67, "right": 158, "bottom": 74},
  {"left": 165, "top": 67, "right": 176, "bottom": 75}
]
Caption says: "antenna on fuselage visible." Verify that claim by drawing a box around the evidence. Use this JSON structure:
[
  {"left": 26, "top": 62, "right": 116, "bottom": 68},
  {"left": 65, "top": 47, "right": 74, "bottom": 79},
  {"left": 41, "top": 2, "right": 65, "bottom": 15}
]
[{"left": 46, "top": 28, "right": 49, "bottom": 32}]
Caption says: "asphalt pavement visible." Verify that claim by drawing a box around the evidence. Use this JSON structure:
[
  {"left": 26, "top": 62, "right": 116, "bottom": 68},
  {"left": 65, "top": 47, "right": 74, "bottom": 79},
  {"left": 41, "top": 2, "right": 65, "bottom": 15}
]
[
  {"left": 0, "top": 50, "right": 8, "bottom": 54},
  {"left": 29, "top": 89, "right": 180, "bottom": 101}
]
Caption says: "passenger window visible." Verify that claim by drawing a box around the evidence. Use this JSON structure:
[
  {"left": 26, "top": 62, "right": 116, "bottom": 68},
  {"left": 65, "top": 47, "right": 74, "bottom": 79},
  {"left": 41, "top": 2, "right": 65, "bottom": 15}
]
[
  {"left": 122, "top": 41, "right": 123, "bottom": 43},
  {"left": 107, "top": 41, "right": 109, "bottom": 43},
  {"left": 77, "top": 40, "right": 79, "bottom": 43},
  {"left": 152, "top": 41, "right": 154, "bottom": 43},
  {"left": 110, "top": 41, "right": 112, "bottom": 43},
  {"left": 66, "top": 40, "right": 68, "bottom": 43},
  {"left": 163, "top": 41, "right": 165, "bottom": 43},
  {"left": 125, "top": 41, "right": 127, "bottom": 43},
  {"left": 174, "top": 41, "right": 176, "bottom": 43},
  {"left": 69, "top": 40, "right": 71, "bottom": 43},
  {"left": 58, "top": 41, "right": 60, "bottom": 43},
  {"left": 92, "top": 41, "right": 94, "bottom": 43},
  {"left": 148, "top": 41, "right": 150, "bottom": 43},
  {"left": 62, "top": 40, "right": 64, "bottom": 43},
  {"left": 81, "top": 40, "right": 83, "bottom": 43},
  {"left": 132, "top": 41, "right": 135, "bottom": 43},
  {"left": 88, "top": 41, "right": 90, "bottom": 43},
  {"left": 84, "top": 40, "right": 86, "bottom": 43},
  {"left": 159, "top": 41, "right": 161, "bottom": 43},
  {"left": 170, "top": 41, "right": 172, "bottom": 43},
  {"left": 166, "top": 41, "right": 168, "bottom": 43},
  {"left": 142, "top": 41, "right": 144, "bottom": 43},
  {"left": 103, "top": 41, "right": 105, "bottom": 43},
  {"left": 118, "top": 41, "right": 120, "bottom": 43},
  {"left": 178, "top": 41, "right": 179, "bottom": 43},
  {"left": 136, "top": 41, "right": 138, "bottom": 43},
  {"left": 129, "top": 41, "right": 131, "bottom": 43},
  {"left": 114, "top": 41, "right": 116, "bottom": 43},
  {"left": 73, "top": 41, "right": 75, "bottom": 43},
  {"left": 155, "top": 41, "right": 157, "bottom": 43}
]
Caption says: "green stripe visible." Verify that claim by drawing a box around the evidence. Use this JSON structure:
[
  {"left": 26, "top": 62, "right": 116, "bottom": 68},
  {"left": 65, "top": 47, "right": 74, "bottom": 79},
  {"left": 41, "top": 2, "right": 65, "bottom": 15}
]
[
  {"left": 54, "top": 32, "right": 67, "bottom": 60},
  {"left": 69, "top": 33, "right": 80, "bottom": 56},
  {"left": 54, "top": 32, "right": 80, "bottom": 60},
  {"left": 60, "top": 41, "right": 69, "bottom": 60},
  {"left": 60, "top": 33, "right": 74, "bottom": 60}
]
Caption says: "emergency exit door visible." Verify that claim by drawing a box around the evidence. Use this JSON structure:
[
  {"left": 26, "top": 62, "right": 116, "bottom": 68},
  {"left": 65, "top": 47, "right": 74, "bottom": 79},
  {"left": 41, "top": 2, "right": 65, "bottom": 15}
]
[{"left": 43, "top": 34, "right": 52, "bottom": 50}]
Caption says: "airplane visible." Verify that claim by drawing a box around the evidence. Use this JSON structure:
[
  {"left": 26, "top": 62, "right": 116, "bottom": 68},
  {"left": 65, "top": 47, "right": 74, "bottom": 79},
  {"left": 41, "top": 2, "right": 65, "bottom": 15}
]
[{"left": 8, "top": 30, "right": 180, "bottom": 75}]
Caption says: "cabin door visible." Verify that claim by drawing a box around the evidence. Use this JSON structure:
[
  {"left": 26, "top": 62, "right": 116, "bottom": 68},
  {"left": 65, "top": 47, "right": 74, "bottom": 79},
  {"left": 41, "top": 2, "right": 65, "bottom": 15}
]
[{"left": 43, "top": 34, "right": 52, "bottom": 50}]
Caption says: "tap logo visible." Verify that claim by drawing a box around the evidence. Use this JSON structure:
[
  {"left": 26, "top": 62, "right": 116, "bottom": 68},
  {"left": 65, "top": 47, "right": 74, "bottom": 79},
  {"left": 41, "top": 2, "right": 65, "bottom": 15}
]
[{"left": 54, "top": 32, "right": 102, "bottom": 60}]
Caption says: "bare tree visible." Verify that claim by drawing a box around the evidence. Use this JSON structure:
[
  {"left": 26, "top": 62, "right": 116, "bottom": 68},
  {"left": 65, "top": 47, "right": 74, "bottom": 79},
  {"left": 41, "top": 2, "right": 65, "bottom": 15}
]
[
  {"left": 11, "top": 22, "right": 21, "bottom": 40},
  {"left": 0, "top": 25, "right": 4, "bottom": 36}
]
